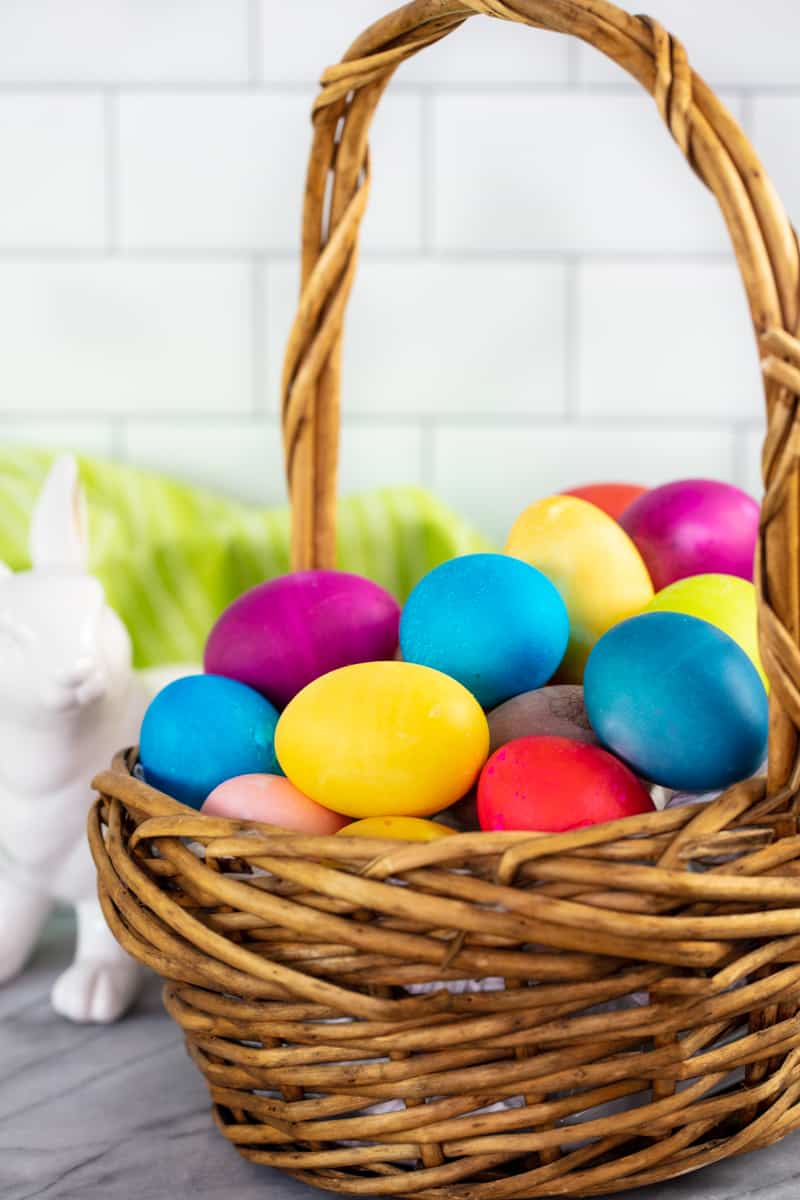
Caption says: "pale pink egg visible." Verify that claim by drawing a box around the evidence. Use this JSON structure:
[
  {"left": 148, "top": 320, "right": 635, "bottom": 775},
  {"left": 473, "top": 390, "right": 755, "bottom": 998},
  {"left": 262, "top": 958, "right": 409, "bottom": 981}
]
[{"left": 202, "top": 774, "right": 349, "bottom": 833}]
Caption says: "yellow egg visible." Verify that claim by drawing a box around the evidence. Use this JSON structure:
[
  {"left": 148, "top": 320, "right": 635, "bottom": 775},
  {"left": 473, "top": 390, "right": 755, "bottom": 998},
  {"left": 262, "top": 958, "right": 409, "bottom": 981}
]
[
  {"left": 645, "top": 573, "right": 767, "bottom": 690},
  {"left": 275, "top": 661, "right": 489, "bottom": 818},
  {"left": 337, "top": 816, "right": 456, "bottom": 841},
  {"left": 505, "top": 495, "right": 653, "bottom": 681}
]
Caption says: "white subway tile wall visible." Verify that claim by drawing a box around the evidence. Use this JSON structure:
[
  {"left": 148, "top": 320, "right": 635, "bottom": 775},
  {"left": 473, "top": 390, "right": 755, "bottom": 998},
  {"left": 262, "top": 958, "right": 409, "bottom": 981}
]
[
  {"left": 575, "top": 1, "right": 800, "bottom": 87},
  {"left": 265, "top": 260, "right": 568, "bottom": 417},
  {"left": 432, "top": 92, "right": 741, "bottom": 254},
  {"left": 577, "top": 262, "right": 762, "bottom": 422},
  {"left": 0, "top": 262, "right": 253, "bottom": 414},
  {"left": 0, "top": 0, "right": 791, "bottom": 540},
  {"left": 0, "top": 1, "right": 250, "bottom": 82},
  {"left": 0, "top": 96, "right": 106, "bottom": 247},
  {"left": 118, "top": 92, "right": 425, "bottom": 251}
]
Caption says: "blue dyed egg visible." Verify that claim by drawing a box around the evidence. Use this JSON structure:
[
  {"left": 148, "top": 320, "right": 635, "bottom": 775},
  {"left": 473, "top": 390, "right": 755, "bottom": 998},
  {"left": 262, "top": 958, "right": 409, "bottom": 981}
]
[
  {"left": 140, "top": 674, "right": 281, "bottom": 810},
  {"left": 584, "top": 612, "right": 767, "bottom": 791},
  {"left": 399, "top": 553, "right": 569, "bottom": 709}
]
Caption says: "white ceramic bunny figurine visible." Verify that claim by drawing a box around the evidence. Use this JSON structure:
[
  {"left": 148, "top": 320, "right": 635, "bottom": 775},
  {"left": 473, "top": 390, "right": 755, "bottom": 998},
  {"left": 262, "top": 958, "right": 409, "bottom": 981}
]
[{"left": 0, "top": 455, "right": 182, "bottom": 1022}]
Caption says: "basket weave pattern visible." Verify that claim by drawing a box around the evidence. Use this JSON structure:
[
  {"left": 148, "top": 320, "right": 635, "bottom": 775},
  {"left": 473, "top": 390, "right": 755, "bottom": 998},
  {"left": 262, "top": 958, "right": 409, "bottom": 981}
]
[{"left": 92, "top": 2, "right": 800, "bottom": 1195}]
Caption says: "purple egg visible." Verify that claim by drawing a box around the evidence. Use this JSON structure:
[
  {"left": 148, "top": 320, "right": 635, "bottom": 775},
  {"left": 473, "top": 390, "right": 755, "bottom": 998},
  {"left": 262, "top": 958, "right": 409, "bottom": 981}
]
[
  {"left": 619, "top": 479, "right": 759, "bottom": 590},
  {"left": 204, "top": 570, "right": 401, "bottom": 709}
]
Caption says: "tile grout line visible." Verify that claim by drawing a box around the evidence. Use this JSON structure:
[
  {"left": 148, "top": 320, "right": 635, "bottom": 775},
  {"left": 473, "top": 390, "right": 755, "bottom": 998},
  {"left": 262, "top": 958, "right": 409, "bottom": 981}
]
[
  {"left": 0, "top": 248, "right": 742, "bottom": 264},
  {"left": 566, "top": 39, "right": 581, "bottom": 87},
  {"left": 0, "top": 412, "right": 762, "bottom": 430},
  {"left": 731, "top": 422, "right": 745, "bottom": 490},
  {"left": 0, "top": 79, "right": 790, "bottom": 95},
  {"left": 738, "top": 91, "right": 755, "bottom": 139},
  {"left": 419, "top": 417, "right": 436, "bottom": 490},
  {"left": 734, "top": 420, "right": 762, "bottom": 492},
  {"left": 109, "top": 419, "right": 127, "bottom": 461}
]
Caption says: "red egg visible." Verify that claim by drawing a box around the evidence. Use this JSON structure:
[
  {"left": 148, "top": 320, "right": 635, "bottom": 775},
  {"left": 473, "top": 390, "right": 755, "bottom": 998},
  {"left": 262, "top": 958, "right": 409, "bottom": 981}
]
[
  {"left": 477, "top": 736, "right": 654, "bottom": 832},
  {"left": 565, "top": 482, "right": 647, "bottom": 522}
]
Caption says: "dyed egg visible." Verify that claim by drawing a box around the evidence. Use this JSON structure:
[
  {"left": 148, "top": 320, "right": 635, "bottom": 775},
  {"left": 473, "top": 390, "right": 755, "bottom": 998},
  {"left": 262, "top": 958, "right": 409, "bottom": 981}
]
[
  {"left": 505, "top": 495, "right": 653, "bottom": 681},
  {"left": 446, "top": 790, "right": 481, "bottom": 831},
  {"left": 275, "top": 661, "right": 489, "bottom": 817},
  {"left": 399, "top": 553, "right": 569, "bottom": 708},
  {"left": 619, "top": 479, "right": 759, "bottom": 589},
  {"left": 140, "top": 675, "right": 280, "bottom": 810},
  {"left": 204, "top": 570, "right": 400, "bottom": 709},
  {"left": 477, "top": 735, "right": 654, "bottom": 832},
  {"left": 663, "top": 751, "right": 767, "bottom": 810},
  {"left": 584, "top": 612, "right": 768, "bottom": 791},
  {"left": 202, "top": 773, "right": 348, "bottom": 833},
  {"left": 338, "top": 816, "right": 456, "bottom": 841},
  {"left": 566, "top": 482, "right": 647, "bottom": 522},
  {"left": 488, "top": 685, "right": 598, "bottom": 753},
  {"left": 645, "top": 573, "right": 766, "bottom": 689}
]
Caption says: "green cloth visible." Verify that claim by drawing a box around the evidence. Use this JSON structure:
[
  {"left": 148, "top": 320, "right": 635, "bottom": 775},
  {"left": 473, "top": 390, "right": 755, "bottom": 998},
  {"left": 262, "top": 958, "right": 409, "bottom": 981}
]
[{"left": 0, "top": 449, "right": 491, "bottom": 668}]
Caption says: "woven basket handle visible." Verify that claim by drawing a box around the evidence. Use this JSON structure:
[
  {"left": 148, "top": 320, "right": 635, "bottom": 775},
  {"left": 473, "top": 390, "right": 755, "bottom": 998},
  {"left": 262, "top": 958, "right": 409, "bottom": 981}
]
[{"left": 281, "top": 0, "right": 800, "bottom": 796}]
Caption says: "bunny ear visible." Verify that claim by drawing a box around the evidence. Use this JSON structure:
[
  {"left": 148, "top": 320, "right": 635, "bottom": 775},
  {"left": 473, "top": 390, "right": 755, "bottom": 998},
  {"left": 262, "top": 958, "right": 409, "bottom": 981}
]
[{"left": 29, "top": 455, "right": 89, "bottom": 571}]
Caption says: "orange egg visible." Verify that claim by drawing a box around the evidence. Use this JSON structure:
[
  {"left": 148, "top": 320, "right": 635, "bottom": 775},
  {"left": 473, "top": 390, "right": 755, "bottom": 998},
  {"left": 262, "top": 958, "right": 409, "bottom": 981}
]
[{"left": 202, "top": 774, "right": 349, "bottom": 833}]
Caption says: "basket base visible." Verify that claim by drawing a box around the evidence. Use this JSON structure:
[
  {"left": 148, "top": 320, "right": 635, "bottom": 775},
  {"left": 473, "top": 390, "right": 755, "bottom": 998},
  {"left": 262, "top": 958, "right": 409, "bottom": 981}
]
[{"left": 210, "top": 1079, "right": 800, "bottom": 1199}]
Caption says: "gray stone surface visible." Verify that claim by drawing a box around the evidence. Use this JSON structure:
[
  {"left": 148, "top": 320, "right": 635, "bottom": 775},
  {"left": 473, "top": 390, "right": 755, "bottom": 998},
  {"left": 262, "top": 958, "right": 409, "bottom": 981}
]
[{"left": 2, "top": 913, "right": 800, "bottom": 1200}]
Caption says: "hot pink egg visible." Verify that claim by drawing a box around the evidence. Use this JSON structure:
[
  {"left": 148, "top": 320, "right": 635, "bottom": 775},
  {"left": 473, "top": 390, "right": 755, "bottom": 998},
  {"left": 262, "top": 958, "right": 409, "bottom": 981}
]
[
  {"left": 202, "top": 774, "right": 349, "bottom": 833},
  {"left": 619, "top": 479, "right": 758, "bottom": 590},
  {"left": 204, "top": 570, "right": 401, "bottom": 709}
]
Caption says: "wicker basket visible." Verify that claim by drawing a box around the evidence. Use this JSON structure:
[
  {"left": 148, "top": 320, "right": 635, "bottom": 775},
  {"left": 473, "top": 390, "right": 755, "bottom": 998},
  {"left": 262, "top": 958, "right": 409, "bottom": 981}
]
[{"left": 90, "top": 1, "right": 800, "bottom": 1195}]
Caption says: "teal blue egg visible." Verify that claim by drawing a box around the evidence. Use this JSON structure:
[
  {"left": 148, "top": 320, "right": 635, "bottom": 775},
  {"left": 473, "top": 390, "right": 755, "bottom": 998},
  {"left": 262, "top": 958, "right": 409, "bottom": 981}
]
[
  {"left": 140, "top": 674, "right": 281, "bottom": 810},
  {"left": 399, "top": 553, "right": 569, "bottom": 709},
  {"left": 584, "top": 612, "right": 767, "bottom": 791}
]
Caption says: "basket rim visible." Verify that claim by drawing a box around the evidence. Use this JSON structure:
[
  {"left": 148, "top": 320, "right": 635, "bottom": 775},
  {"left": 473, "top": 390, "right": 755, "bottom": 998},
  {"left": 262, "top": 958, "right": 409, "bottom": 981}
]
[
  {"left": 95, "top": 745, "right": 721, "bottom": 849},
  {"left": 94, "top": 748, "right": 778, "bottom": 893}
]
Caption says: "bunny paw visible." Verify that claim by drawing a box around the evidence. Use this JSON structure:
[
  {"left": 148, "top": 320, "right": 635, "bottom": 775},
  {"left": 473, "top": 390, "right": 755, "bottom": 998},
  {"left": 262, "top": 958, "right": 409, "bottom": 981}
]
[{"left": 51, "top": 959, "right": 141, "bottom": 1023}]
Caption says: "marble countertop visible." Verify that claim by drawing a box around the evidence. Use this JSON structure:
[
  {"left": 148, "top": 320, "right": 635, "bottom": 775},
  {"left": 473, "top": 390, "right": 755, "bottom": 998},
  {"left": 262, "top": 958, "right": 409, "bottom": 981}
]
[{"left": 2, "top": 913, "right": 800, "bottom": 1200}]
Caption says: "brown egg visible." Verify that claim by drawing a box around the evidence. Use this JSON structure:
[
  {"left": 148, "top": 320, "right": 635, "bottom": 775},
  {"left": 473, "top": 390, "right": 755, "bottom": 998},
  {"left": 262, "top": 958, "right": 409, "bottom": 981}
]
[
  {"left": 443, "top": 790, "right": 480, "bottom": 831},
  {"left": 487, "top": 686, "right": 598, "bottom": 755}
]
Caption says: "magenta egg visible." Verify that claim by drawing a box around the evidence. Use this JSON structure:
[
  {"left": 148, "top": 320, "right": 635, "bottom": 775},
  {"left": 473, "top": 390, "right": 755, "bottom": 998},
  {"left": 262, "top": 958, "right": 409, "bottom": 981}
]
[
  {"left": 619, "top": 479, "right": 758, "bottom": 590},
  {"left": 204, "top": 570, "right": 401, "bottom": 709}
]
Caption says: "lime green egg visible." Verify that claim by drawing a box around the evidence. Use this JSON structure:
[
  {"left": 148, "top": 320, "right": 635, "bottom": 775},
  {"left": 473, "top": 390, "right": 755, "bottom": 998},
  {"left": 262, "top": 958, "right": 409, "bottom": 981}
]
[{"left": 644, "top": 573, "right": 766, "bottom": 690}]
